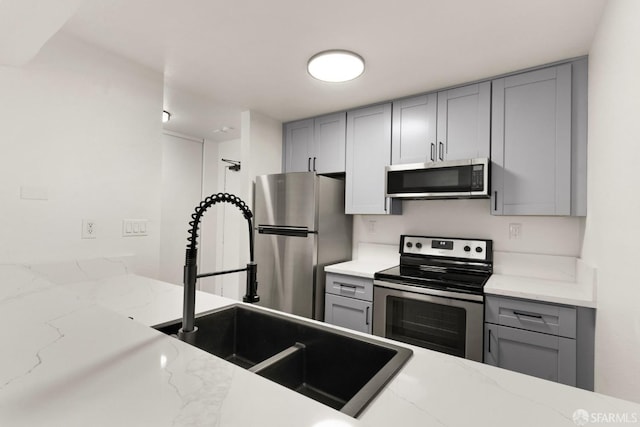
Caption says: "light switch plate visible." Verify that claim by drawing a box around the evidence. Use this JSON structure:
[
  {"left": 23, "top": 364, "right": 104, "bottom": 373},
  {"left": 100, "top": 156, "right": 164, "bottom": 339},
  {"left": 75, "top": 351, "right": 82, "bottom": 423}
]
[{"left": 123, "top": 219, "right": 148, "bottom": 237}]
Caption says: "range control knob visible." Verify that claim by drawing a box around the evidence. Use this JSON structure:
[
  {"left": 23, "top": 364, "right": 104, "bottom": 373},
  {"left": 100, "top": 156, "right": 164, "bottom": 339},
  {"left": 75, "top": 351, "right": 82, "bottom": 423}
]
[
  {"left": 406, "top": 242, "right": 413, "bottom": 248},
  {"left": 475, "top": 246, "right": 483, "bottom": 253},
  {"left": 416, "top": 242, "right": 423, "bottom": 249},
  {"left": 464, "top": 245, "right": 471, "bottom": 252}
]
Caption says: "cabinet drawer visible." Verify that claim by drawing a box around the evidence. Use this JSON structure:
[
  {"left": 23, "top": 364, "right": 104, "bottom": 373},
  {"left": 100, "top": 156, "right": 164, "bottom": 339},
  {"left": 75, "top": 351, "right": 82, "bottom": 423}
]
[
  {"left": 485, "top": 295, "right": 576, "bottom": 338},
  {"left": 324, "top": 293, "right": 372, "bottom": 334},
  {"left": 325, "top": 273, "right": 373, "bottom": 302}
]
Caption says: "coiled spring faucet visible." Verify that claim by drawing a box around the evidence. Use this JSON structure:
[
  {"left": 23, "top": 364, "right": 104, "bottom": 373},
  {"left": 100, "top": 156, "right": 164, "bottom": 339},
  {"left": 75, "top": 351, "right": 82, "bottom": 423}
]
[{"left": 179, "top": 193, "right": 260, "bottom": 344}]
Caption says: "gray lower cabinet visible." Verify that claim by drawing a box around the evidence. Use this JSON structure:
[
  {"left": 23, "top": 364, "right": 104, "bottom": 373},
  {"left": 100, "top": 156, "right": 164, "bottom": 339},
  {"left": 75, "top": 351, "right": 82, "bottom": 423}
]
[
  {"left": 484, "top": 295, "right": 594, "bottom": 390},
  {"left": 391, "top": 82, "right": 490, "bottom": 165},
  {"left": 485, "top": 323, "right": 577, "bottom": 386},
  {"left": 283, "top": 112, "right": 346, "bottom": 174},
  {"left": 324, "top": 273, "right": 373, "bottom": 334},
  {"left": 346, "top": 103, "right": 401, "bottom": 215},
  {"left": 491, "top": 58, "right": 588, "bottom": 216}
]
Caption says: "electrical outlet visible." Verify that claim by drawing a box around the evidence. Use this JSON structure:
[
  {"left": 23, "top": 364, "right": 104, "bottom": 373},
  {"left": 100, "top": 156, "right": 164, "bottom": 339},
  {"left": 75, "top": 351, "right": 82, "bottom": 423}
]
[
  {"left": 367, "top": 219, "right": 377, "bottom": 233},
  {"left": 509, "top": 223, "right": 522, "bottom": 240},
  {"left": 82, "top": 219, "right": 97, "bottom": 239}
]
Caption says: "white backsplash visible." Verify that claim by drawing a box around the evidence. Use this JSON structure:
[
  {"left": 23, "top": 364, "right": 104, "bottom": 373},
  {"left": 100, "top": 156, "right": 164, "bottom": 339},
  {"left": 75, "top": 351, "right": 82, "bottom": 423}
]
[{"left": 353, "top": 199, "right": 585, "bottom": 256}]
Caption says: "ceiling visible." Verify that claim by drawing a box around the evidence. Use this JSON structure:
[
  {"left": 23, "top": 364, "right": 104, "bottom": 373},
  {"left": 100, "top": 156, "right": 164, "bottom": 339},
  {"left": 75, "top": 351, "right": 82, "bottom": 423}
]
[{"left": 59, "top": 0, "right": 607, "bottom": 141}]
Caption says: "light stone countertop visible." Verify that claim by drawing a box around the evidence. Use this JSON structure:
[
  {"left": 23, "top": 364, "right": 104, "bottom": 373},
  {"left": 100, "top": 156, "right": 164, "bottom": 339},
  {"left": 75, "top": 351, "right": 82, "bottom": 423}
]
[
  {"left": 1, "top": 260, "right": 637, "bottom": 427},
  {"left": 325, "top": 243, "right": 398, "bottom": 278},
  {"left": 485, "top": 253, "right": 597, "bottom": 308}
]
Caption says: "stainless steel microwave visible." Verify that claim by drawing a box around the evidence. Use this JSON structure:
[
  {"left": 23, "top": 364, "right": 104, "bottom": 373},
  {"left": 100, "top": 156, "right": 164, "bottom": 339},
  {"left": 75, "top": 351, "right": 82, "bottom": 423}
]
[{"left": 385, "top": 158, "right": 489, "bottom": 199}]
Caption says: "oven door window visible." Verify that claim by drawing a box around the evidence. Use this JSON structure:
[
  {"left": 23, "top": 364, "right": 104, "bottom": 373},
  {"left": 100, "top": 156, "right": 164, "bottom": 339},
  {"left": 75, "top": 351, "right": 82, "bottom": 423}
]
[{"left": 385, "top": 296, "right": 466, "bottom": 357}]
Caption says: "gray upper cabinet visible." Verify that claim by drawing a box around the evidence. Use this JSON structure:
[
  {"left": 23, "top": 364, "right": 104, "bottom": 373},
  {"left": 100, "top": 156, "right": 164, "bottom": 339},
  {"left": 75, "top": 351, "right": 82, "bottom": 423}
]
[
  {"left": 437, "top": 82, "right": 491, "bottom": 161},
  {"left": 346, "top": 103, "right": 401, "bottom": 215},
  {"left": 313, "top": 112, "right": 346, "bottom": 174},
  {"left": 391, "top": 94, "right": 437, "bottom": 164},
  {"left": 284, "top": 119, "right": 313, "bottom": 173},
  {"left": 283, "top": 112, "right": 346, "bottom": 174},
  {"left": 391, "top": 82, "right": 490, "bottom": 165},
  {"left": 491, "top": 59, "right": 587, "bottom": 216}
]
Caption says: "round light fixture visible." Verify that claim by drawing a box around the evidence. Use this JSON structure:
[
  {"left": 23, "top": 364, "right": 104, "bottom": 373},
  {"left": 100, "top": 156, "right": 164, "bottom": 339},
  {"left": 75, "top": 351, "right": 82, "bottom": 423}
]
[
  {"left": 307, "top": 50, "right": 365, "bottom": 83},
  {"left": 162, "top": 110, "right": 171, "bottom": 123}
]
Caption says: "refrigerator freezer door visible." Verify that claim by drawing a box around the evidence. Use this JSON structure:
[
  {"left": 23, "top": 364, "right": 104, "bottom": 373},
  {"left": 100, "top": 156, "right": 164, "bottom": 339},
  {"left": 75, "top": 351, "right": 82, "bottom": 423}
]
[
  {"left": 255, "top": 232, "right": 317, "bottom": 319},
  {"left": 255, "top": 172, "right": 317, "bottom": 231}
]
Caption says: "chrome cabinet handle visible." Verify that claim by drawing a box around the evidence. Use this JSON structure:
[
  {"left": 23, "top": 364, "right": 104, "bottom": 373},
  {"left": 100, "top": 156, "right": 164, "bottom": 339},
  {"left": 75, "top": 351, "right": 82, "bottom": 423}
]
[
  {"left": 307, "top": 157, "right": 311, "bottom": 171},
  {"left": 494, "top": 191, "right": 498, "bottom": 211},
  {"left": 312, "top": 157, "right": 316, "bottom": 171},
  {"left": 366, "top": 306, "right": 370, "bottom": 325},
  {"left": 438, "top": 142, "right": 444, "bottom": 160},
  {"left": 430, "top": 143, "right": 435, "bottom": 161},
  {"left": 488, "top": 328, "right": 492, "bottom": 353}
]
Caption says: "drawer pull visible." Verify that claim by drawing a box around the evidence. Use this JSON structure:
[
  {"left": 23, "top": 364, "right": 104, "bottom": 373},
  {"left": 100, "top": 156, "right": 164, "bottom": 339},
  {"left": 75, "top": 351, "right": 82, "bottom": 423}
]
[
  {"left": 339, "top": 284, "right": 357, "bottom": 294},
  {"left": 513, "top": 310, "right": 544, "bottom": 322},
  {"left": 366, "top": 306, "right": 370, "bottom": 325}
]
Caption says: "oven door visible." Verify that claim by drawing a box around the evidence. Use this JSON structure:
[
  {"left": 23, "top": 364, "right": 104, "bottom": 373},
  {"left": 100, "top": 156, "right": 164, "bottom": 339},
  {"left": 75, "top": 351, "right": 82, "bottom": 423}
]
[{"left": 373, "top": 281, "right": 484, "bottom": 362}]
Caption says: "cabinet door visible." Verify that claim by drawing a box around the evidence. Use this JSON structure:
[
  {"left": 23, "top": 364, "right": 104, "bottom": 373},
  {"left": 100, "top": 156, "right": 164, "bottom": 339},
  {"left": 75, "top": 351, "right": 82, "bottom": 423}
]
[
  {"left": 485, "top": 324, "right": 576, "bottom": 386},
  {"left": 325, "top": 293, "right": 372, "bottom": 334},
  {"left": 284, "top": 119, "right": 313, "bottom": 172},
  {"left": 437, "top": 82, "right": 490, "bottom": 161},
  {"left": 491, "top": 64, "right": 572, "bottom": 215},
  {"left": 346, "top": 103, "right": 396, "bottom": 214},
  {"left": 391, "top": 94, "right": 437, "bottom": 164},
  {"left": 313, "top": 112, "right": 346, "bottom": 174}
]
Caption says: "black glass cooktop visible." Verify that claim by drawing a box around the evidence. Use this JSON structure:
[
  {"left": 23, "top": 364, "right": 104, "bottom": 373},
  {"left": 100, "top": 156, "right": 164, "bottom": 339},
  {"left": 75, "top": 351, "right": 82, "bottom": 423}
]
[{"left": 374, "top": 264, "right": 491, "bottom": 295}]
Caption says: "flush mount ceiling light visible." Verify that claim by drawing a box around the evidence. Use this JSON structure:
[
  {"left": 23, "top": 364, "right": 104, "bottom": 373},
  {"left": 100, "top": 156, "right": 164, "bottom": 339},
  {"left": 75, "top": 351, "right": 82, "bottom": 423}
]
[
  {"left": 212, "top": 126, "right": 234, "bottom": 134},
  {"left": 307, "top": 50, "right": 365, "bottom": 83},
  {"left": 162, "top": 110, "right": 171, "bottom": 123}
]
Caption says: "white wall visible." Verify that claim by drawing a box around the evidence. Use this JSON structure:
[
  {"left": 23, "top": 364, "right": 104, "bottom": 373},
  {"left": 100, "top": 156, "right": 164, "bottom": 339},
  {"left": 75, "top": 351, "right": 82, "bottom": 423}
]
[
  {"left": 354, "top": 199, "right": 585, "bottom": 257},
  {"left": 201, "top": 139, "right": 244, "bottom": 298},
  {"left": 159, "top": 132, "right": 204, "bottom": 285},
  {"left": 0, "top": 33, "right": 163, "bottom": 276},
  {"left": 197, "top": 111, "right": 284, "bottom": 300},
  {"left": 582, "top": 0, "right": 640, "bottom": 402}
]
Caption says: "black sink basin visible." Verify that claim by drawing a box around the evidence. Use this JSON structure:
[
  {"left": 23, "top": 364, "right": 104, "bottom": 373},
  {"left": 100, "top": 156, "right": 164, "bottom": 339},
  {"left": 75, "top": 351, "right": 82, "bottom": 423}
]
[{"left": 154, "top": 304, "right": 412, "bottom": 417}]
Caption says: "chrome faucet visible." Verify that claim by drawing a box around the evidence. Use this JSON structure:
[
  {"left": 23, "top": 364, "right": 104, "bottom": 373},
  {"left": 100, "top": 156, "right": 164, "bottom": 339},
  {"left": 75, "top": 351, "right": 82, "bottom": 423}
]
[{"left": 178, "top": 193, "right": 259, "bottom": 344}]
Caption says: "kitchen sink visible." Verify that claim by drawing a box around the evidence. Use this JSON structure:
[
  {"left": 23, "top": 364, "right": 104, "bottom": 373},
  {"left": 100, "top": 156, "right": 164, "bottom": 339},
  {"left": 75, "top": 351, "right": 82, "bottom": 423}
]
[{"left": 154, "top": 304, "right": 412, "bottom": 417}]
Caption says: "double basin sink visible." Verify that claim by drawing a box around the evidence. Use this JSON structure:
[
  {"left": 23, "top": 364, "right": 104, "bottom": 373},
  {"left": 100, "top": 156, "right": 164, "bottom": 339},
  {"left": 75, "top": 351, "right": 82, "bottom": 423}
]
[{"left": 154, "top": 304, "right": 412, "bottom": 417}]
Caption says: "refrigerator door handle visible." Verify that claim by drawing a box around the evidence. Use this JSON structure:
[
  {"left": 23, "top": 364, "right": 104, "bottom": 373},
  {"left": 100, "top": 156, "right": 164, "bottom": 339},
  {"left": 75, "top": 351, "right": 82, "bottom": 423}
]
[{"left": 258, "top": 225, "right": 310, "bottom": 237}]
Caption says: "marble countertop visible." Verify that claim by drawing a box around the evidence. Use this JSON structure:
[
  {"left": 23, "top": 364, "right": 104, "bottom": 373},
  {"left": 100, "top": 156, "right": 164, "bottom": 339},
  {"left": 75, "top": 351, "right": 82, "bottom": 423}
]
[
  {"left": 325, "top": 243, "right": 398, "bottom": 278},
  {"left": 485, "top": 274, "right": 596, "bottom": 308},
  {"left": 1, "top": 261, "right": 636, "bottom": 427},
  {"left": 485, "top": 253, "right": 597, "bottom": 308}
]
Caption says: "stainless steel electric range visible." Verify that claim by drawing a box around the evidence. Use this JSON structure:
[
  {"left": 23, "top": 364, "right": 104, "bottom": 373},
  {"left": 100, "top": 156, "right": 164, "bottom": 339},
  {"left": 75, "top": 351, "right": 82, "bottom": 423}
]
[{"left": 373, "top": 235, "right": 493, "bottom": 362}]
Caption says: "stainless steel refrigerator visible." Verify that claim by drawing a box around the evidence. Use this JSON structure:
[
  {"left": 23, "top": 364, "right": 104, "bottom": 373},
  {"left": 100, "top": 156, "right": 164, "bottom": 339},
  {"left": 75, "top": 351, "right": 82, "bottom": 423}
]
[{"left": 254, "top": 172, "right": 352, "bottom": 320}]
